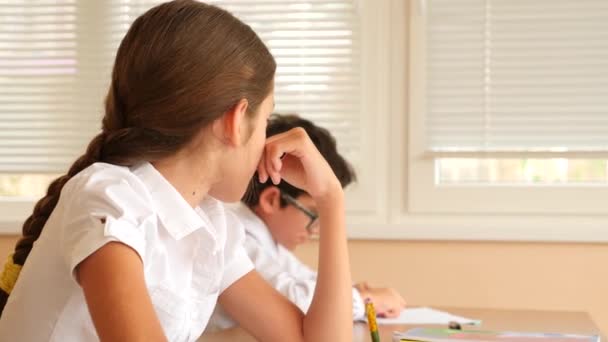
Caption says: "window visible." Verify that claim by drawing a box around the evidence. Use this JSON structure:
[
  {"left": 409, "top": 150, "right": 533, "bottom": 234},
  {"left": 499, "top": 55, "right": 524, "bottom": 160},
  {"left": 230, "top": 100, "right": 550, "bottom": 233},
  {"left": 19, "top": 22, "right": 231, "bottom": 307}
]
[
  {"left": 0, "top": 0, "right": 382, "bottom": 230},
  {"left": 0, "top": 1, "right": 85, "bottom": 188},
  {"left": 7, "top": 0, "right": 603, "bottom": 241},
  {"left": 332, "top": 0, "right": 608, "bottom": 242},
  {"left": 408, "top": 0, "right": 608, "bottom": 215}
]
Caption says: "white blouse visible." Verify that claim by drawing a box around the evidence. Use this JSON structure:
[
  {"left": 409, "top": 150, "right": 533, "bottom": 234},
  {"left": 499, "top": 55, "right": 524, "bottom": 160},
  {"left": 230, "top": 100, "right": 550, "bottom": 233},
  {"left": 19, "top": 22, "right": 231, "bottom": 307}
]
[
  {"left": 0, "top": 162, "right": 253, "bottom": 342},
  {"left": 205, "top": 203, "right": 365, "bottom": 332}
]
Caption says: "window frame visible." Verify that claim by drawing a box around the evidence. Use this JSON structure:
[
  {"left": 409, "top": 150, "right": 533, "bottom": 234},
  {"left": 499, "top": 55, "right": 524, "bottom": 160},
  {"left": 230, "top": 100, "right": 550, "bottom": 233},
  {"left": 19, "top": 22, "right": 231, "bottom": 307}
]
[
  {"left": 2, "top": 0, "right": 608, "bottom": 243},
  {"left": 400, "top": 0, "right": 608, "bottom": 241},
  {"left": 407, "top": 0, "right": 608, "bottom": 216}
]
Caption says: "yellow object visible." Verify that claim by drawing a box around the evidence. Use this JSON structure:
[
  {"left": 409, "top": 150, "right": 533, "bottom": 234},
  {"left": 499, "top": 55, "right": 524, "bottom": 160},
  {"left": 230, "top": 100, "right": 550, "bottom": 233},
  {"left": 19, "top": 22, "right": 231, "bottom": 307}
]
[
  {"left": 366, "top": 300, "right": 381, "bottom": 342},
  {"left": 0, "top": 254, "right": 22, "bottom": 294}
]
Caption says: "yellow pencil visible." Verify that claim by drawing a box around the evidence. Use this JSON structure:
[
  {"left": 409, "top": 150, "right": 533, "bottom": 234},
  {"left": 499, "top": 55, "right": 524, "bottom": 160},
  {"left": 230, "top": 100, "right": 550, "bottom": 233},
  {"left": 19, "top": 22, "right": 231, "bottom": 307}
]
[{"left": 365, "top": 299, "right": 381, "bottom": 342}]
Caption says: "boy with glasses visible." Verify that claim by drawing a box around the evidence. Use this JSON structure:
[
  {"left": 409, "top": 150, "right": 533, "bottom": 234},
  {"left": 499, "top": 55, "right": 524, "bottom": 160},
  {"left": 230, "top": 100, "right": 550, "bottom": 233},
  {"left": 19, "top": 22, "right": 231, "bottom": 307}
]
[{"left": 206, "top": 114, "right": 406, "bottom": 331}]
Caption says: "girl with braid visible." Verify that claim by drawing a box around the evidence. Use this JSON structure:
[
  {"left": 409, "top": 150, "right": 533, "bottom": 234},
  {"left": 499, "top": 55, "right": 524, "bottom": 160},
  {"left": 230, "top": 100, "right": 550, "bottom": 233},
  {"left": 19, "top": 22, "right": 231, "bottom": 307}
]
[{"left": 0, "top": 1, "right": 353, "bottom": 341}]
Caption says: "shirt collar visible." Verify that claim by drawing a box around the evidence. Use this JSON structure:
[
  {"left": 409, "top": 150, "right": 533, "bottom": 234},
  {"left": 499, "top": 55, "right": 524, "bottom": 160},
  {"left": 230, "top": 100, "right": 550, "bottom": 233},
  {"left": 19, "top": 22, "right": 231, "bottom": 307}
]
[
  {"left": 232, "top": 203, "right": 278, "bottom": 253},
  {"left": 131, "top": 162, "right": 205, "bottom": 240}
]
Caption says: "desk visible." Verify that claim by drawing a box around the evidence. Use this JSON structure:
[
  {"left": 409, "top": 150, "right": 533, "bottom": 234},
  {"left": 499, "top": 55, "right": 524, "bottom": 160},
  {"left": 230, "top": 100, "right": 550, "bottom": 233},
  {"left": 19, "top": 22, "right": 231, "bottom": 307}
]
[
  {"left": 199, "top": 307, "right": 604, "bottom": 341},
  {"left": 354, "top": 307, "right": 604, "bottom": 342}
]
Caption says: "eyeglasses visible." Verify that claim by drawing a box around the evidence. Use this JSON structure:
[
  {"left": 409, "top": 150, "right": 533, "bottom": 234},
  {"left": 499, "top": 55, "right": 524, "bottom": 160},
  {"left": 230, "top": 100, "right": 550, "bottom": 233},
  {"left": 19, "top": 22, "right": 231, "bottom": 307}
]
[{"left": 280, "top": 192, "right": 319, "bottom": 234}]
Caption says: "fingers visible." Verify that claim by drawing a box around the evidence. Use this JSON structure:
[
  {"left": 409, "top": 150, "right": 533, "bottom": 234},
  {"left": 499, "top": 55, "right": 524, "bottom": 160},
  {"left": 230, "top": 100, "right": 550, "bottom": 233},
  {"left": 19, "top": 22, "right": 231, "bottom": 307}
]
[
  {"left": 257, "top": 126, "right": 339, "bottom": 197},
  {"left": 257, "top": 151, "right": 269, "bottom": 183},
  {"left": 260, "top": 127, "right": 313, "bottom": 187},
  {"left": 258, "top": 140, "right": 285, "bottom": 185},
  {"left": 374, "top": 288, "right": 407, "bottom": 317},
  {"left": 263, "top": 131, "right": 302, "bottom": 185},
  {"left": 384, "top": 308, "right": 401, "bottom": 318},
  {"left": 264, "top": 127, "right": 309, "bottom": 162},
  {"left": 264, "top": 147, "right": 281, "bottom": 185},
  {"left": 375, "top": 305, "right": 400, "bottom": 318}
]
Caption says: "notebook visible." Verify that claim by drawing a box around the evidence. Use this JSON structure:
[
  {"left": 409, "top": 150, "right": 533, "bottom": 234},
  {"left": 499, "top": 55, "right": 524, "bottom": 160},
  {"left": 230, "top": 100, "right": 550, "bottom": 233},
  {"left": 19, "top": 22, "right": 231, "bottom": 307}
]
[{"left": 394, "top": 327, "right": 601, "bottom": 342}]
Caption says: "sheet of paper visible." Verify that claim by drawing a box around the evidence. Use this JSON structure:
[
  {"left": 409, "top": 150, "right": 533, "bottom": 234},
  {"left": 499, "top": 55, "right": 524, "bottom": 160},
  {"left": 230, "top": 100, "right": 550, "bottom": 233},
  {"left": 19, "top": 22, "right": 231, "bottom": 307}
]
[{"left": 374, "top": 307, "right": 481, "bottom": 325}]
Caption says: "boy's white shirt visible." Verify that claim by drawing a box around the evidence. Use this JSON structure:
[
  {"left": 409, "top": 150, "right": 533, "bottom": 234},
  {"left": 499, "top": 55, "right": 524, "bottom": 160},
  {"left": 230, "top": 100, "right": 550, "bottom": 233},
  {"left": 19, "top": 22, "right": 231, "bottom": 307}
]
[
  {"left": 0, "top": 162, "right": 253, "bottom": 342},
  {"left": 205, "top": 203, "right": 366, "bottom": 332}
]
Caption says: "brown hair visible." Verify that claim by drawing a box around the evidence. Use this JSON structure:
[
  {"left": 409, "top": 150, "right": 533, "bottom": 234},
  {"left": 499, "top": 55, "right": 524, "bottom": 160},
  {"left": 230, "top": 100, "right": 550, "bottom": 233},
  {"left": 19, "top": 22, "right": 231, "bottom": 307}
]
[
  {"left": 242, "top": 114, "right": 356, "bottom": 208},
  {"left": 0, "top": 0, "right": 275, "bottom": 315}
]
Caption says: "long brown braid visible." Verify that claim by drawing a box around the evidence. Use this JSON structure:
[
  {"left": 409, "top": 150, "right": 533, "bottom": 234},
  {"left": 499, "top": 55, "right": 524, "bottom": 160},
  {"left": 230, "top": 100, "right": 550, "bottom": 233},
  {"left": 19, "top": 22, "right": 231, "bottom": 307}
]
[{"left": 0, "top": 0, "right": 275, "bottom": 315}]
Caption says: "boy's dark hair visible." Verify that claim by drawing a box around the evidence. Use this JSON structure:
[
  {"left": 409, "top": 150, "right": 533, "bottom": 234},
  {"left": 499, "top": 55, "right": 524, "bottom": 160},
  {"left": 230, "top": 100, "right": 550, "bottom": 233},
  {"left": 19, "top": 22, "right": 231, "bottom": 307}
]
[{"left": 242, "top": 114, "right": 356, "bottom": 208}]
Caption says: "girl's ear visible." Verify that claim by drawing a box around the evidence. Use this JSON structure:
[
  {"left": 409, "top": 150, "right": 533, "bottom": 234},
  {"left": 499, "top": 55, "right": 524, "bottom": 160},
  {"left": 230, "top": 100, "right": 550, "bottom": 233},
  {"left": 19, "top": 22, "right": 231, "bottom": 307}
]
[{"left": 212, "top": 98, "right": 249, "bottom": 146}]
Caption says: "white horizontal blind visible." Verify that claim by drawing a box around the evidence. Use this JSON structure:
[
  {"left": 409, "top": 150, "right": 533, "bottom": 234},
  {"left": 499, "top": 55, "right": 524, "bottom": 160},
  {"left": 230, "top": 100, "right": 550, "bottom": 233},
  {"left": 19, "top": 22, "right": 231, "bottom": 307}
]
[
  {"left": 426, "top": 0, "right": 608, "bottom": 152},
  {"left": 111, "top": 0, "right": 362, "bottom": 162},
  {"left": 215, "top": 1, "right": 362, "bottom": 163},
  {"left": 0, "top": 0, "right": 361, "bottom": 173},
  {"left": 0, "top": 0, "right": 103, "bottom": 172}
]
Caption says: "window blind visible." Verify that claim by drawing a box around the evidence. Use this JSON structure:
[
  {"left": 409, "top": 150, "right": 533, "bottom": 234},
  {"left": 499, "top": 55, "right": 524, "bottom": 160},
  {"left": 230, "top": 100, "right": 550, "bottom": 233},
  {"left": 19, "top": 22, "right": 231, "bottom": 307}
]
[
  {"left": 0, "top": 0, "right": 96, "bottom": 172},
  {"left": 0, "top": 0, "right": 361, "bottom": 172},
  {"left": 426, "top": 0, "right": 608, "bottom": 152}
]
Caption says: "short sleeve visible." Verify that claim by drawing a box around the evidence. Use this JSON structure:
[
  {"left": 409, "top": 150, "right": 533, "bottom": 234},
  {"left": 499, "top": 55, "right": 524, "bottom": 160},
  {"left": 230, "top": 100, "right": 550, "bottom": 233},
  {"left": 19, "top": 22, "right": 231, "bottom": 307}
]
[
  {"left": 219, "top": 211, "right": 254, "bottom": 293},
  {"left": 352, "top": 287, "right": 366, "bottom": 320},
  {"left": 59, "top": 165, "right": 154, "bottom": 281}
]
